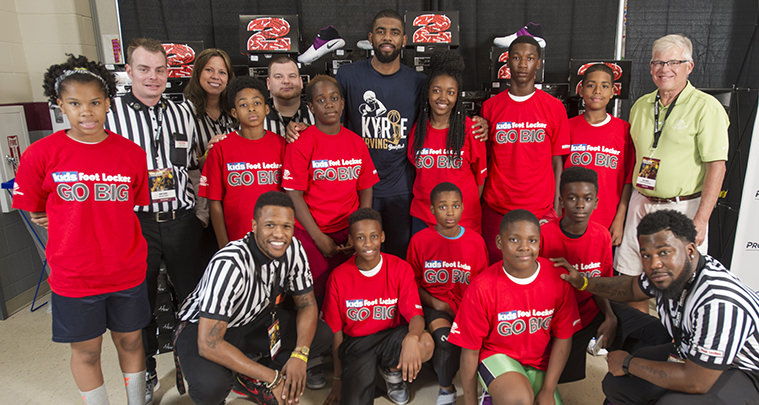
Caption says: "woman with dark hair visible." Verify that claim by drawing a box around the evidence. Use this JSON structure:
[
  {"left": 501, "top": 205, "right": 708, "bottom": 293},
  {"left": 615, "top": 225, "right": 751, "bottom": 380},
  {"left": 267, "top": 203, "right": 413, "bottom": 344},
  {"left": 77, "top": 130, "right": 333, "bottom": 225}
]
[
  {"left": 408, "top": 50, "right": 487, "bottom": 235},
  {"left": 183, "top": 48, "right": 235, "bottom": 229}
]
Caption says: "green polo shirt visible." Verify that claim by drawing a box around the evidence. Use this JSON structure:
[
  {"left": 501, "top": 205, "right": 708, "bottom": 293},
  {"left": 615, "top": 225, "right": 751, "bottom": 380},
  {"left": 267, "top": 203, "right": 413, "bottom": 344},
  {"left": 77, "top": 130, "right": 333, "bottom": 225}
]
[{"left": 629, "top": 81, "right": 729, "bottom": 198}]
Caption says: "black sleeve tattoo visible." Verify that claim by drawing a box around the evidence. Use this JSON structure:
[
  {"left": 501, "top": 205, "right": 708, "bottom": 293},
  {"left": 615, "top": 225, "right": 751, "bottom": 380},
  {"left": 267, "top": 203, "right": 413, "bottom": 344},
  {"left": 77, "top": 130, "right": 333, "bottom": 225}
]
[{"left": 293, "top": 293, "right": 315, "bottom": 310}]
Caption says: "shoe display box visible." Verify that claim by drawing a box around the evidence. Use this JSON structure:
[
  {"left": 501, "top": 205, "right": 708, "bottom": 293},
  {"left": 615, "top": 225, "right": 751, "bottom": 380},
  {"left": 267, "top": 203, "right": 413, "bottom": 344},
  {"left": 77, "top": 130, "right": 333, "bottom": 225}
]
[{"left": 402, "top": 44, "right": 452, "bottom": 74}]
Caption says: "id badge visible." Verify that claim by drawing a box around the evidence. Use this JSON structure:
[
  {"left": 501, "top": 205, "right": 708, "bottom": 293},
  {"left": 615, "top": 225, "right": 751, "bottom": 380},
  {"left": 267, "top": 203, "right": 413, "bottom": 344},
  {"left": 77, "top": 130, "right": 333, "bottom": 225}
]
[
  {"left": 148, "top": 168, "right": 177, "bottom": 202},
  {"left": 635, "top": 157, "right": 660, "bottom": 190},
  {"left": 268, "top": 314, "right": 281, "bottom": 360}
]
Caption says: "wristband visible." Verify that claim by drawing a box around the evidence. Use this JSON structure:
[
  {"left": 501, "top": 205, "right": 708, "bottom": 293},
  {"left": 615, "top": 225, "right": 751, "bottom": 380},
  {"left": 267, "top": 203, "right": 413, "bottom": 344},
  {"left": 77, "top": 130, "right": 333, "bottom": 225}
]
[
  {"left": 290, "top": 352, "right": 308, "bottom": 364},
  {"left": 332, "top": 375, "right": 341, "bottom": 381},
  {"left": 622, "top": 354, "right": 634, "bottom": 376},
  {"left": 578, "top": 275, "right": 589, "bottom": 291}
]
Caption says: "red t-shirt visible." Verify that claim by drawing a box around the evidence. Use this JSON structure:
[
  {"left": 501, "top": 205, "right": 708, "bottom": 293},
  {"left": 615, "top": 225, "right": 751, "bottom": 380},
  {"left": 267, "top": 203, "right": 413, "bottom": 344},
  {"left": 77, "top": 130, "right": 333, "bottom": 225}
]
[
  {"left": 322, "top": 253, "right": 424, "bottom": 338},
  {"left": 564, "top": 115, "right": 634, "bottom": 229},
  {"left": 482, "top": 90, "right": 570, "bottom": 216},
  {"left": 282, "top": 125, "right": 379, "bottom": 233},
  {"left": 198, "top": 131, "right": 285, "bottom": 241},
  {"left": 12, "top": 130, "right": 149, "bottom": 297},
  {"left": 539, "top": 219, "right": 613, "bottom": 328},
  {"left": 406, "top": 226, "right": 488, "bottom": 314},
  {"left": 407, "top": 117, "right": 487, "bottom": 232},
  {"left": 448, "top": 257, "right": 580, "bottom": 370}
]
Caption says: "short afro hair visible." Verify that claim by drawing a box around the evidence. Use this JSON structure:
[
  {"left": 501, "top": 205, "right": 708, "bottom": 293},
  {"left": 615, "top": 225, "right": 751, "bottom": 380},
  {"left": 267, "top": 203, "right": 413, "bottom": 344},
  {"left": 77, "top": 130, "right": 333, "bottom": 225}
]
[
  {"left": 304, "top": 75, "right": 342, "bottom": 103},
  {"left": 560, "top": 166, "right": 599, "bottom": 194},
  {"left": 508, "top": 35, "right": 542, "bottom": 59},
  {"left": 254, "top": 191, "right": 294, "bottom": 218},
  {"left": 430, "top": 182, "right": 462, "bottom": 203},
  {"left": 499, "top": 209, "right": 540, "bottom": 234},
  {"left": 42, "top": 54, "right": 117, "bottom": 104},
  {"left": 349, "top": 207, "right": 382, "bottom": 230},
  {"left": 227, "top": 76, "right": 269, "bottom": 108},
  {"left": 637, "top": 210, "right": 696, "bottom": 244},
  {"left": 371, "top": 9, "right": 404, "bottom": 33}
]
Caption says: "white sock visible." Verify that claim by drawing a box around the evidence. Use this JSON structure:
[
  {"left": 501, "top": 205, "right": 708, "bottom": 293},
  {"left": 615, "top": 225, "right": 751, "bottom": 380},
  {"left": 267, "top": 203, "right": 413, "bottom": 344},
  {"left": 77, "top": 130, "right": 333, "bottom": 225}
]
[
  {"left": 123, "top": 371, "right": 146, "bottom": 405},
  {"left": 80, "top": 384, "right": 110, "bottom": 405}
]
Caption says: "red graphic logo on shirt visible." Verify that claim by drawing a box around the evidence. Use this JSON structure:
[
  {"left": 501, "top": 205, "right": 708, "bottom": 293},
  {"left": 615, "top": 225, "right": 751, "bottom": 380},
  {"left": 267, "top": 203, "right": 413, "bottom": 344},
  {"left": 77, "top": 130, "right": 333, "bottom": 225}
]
[
  {"left": 568, "top": 145, "right": 620, "bottom": 169},
  {"left": 423, "top": 260, "right": 472, "bottom": 285},
  {"left": 414, "top": 148, "right": 463, "bottom": 169},
  {"left": 312, "top": 159, "right": 363, "bottom": 182},
  {"left": 227, "top": 162, "right": 282, "bottom": 187},
  {"left": 345, "top": 298, "right": 398, "bottom": 322},
  {"left": 52, "top": 171, "right": 133, "bottom": 202}
]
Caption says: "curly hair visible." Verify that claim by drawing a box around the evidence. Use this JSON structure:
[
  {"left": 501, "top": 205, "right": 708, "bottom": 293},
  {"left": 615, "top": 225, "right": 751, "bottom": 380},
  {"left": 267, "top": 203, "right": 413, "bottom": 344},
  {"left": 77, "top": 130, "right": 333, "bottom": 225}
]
[
  {"left": 42, "top": 54, "right": 117, "bottom": 104},
  {"left": 413, "top": 49, "right": 466, "bottom": 159},
  {"left": 226, "top": 76, "right": 269, "bottom": 109},
  {"left": 184, "top": 48, "right": 234, "bottom": 117},
  {"left": 560, "top": 166, "right": 599, "bottom": 194},
  {"left": 349, "top": 207, "right": 383, "bottom": 229},
  {"left": 637, "top": 210, "right": 697, "bottom": 244}
]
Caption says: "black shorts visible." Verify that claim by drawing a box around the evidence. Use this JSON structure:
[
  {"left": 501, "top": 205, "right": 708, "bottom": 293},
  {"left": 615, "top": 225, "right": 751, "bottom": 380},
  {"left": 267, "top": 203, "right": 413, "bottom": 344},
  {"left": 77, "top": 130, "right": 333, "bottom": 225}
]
[{"left": 52, "top": 281, "right": 151, "bottom": 343}]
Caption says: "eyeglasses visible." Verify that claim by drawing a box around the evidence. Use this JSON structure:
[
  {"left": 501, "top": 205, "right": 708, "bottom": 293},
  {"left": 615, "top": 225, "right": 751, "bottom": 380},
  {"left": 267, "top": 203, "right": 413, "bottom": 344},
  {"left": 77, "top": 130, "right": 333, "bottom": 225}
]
[{"left": 649, "top": 60, "right": 691, "bottom": 68}]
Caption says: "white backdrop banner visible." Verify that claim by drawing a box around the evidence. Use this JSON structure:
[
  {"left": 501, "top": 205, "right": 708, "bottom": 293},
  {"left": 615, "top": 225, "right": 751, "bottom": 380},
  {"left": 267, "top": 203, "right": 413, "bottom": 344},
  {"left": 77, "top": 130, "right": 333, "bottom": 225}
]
[{"left": 731, "top": 92, "right": 759, "bottom": 291}]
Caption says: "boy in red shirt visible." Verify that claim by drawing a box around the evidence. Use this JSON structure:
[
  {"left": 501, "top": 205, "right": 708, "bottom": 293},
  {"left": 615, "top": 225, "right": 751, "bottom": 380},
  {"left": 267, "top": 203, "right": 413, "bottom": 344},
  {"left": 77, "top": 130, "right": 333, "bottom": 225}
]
[
  {"left": 322, "top": 208, "right": 433, "bottom": 405},
  {"left": 406, "top": 182, "right": 488, "bottom": 404},
  {"left": 565, "top": 63, "right": 634, "bottom": 245},
  {"left": 481, "top": 36, "right": 570, "bottom": 263},
  {"left": 283, "top": 76, "right": 379, "bottom": 301},
  {"left": 542, "top": 166, "right": 672, "bottom": 384},
  {"left": 449, "top": 209, "right": 580, "bottom": 405},
  {"left": 199, "top": 76, "right": 286, "bottom": 247},
  {"left": 540, "top": 166, "right": 616, "bottom": 383}
]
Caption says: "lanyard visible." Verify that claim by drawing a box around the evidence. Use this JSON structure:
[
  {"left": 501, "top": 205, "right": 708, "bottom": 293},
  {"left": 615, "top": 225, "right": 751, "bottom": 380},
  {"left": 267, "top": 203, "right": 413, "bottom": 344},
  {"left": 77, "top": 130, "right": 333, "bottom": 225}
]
[
  {"left": 652, "top": 91, "right": 680, "bottom": 149},
  {"left": 152, "top": 103, "right": 165, "bottom": 156},
  {"left": 669, "top": 270, "right": 697, "bottom": 357}
]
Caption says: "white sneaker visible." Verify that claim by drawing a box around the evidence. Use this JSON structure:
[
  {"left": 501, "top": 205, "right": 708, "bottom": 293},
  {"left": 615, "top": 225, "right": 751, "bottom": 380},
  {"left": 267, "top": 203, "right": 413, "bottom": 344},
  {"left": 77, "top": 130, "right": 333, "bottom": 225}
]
[
  {"left": 493, "top": 22, "right": 546, "bottom": 48},
  {"left": 357, "top": 40, "right": 373, "bottom": 50},
  {"left": 436, "top": 386, "right": 457, "bottom": 405},
  {"left": 298, "top": 25, "right": 345, "bottom": 64}
]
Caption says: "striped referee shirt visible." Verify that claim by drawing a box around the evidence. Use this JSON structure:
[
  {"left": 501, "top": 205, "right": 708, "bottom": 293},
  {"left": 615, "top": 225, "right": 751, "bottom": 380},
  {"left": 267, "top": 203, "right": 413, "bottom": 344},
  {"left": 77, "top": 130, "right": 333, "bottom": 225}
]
[
  {"left": 184, "top": 100, "right": 236, "bottom": 154},
  {"left": 263, "top": 98, "right": 314, "bottom": 137},
  {"left": 178, "top": 233, "right": 313, "bottom": 327},
  {"left": 106, "top": 92, "right": 198, "bottom": 213},
  {"left": 640, "top": 255, "right": 759, "bottom": 373}
]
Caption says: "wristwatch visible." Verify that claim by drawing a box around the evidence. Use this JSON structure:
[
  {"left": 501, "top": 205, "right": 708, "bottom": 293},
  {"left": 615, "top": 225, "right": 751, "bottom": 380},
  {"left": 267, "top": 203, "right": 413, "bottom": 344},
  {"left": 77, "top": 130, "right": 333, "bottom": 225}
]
[{"left": 622, "top": 354, "right": 634, "bottom": 376}]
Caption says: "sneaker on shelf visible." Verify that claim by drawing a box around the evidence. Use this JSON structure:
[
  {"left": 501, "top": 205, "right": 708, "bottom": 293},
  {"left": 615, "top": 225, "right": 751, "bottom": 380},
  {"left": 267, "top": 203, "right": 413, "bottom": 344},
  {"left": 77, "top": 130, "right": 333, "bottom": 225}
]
[
  {"left": 379, "top": 367, "right": 410, "bottom": 405},
  {"left": 145, "top": 371, "right": 159, "bottom": 405},
  {"left": 298, "top": 25, "right": 346, "bottom": 64},
  {"left": 306, "top": 366, "right": 327, "bottom": 390},
  {"left": 493, "top": 22, "right": 546, "bottom": 48},
  {"left": 479, "top": 391, "right": 492, "bottom": 405},
  {"left": 436, "top": 386, "right": 457, "bottom": 405},
  {"left": 357, "top": 39, "right": 373, "bottom": 50},
  {"left": 232, "top": 374, "right": 278, "bottom": 405}
]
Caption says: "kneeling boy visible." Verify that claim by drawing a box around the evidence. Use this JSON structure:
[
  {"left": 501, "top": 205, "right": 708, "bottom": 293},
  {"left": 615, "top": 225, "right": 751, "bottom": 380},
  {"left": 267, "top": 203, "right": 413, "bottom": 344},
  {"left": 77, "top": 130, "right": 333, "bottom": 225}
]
[
  {"left": 323, "top": 208, "right": 434, "bottom": 405},
  {"left": 407, "top": 182, "right": 488, "bottom": 404},
  {"left": 449, "top": 210, "right": 580, "bottom": 405}
]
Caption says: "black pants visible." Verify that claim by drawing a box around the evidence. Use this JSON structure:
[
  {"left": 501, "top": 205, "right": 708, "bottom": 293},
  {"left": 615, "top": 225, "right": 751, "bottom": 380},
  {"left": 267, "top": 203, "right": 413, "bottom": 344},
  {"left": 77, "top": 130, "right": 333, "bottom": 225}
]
[
  {"left": 424, "top": 306, "right": 459, "bottom": 387},
  {"left": 373, "top": 194, "right": 411, "bottom": 259},
  {"left": 175, "top": 309, "right": 333, "bottom": 405},
  {"left": 602, "top": 343, "right": 759, "bottom": 404},
  {"left": 560, "top": 301, "right": 671, "bottom": 383},
  {"left": 339, "top": 326, "right": 408, "bottom": 405},
  {"left": 138, "top": 210, "right": 215, "bottom": 366}
]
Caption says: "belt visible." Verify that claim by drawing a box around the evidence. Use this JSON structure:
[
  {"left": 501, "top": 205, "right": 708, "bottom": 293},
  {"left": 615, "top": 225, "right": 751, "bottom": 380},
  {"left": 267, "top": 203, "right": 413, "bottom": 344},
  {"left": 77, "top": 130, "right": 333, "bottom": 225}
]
[
  {"left": 644, "top": 192, "right": 701, "bottom": 204},
  {"left": 136, "top": 209, "right": 190, "bottom": 223}
]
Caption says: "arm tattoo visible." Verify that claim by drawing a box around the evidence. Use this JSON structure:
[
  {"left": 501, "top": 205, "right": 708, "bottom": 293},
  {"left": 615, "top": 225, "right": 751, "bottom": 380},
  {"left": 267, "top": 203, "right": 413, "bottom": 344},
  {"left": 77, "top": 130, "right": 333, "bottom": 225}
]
[
  {"left": 588, "top": 275, "right": 636, "bottom": 301},
  {"left": 206, "top": 320, "right": 225, "bottom": 349},
  {"left": 293, "top": 294, "right": 315, "bottom": 310}
]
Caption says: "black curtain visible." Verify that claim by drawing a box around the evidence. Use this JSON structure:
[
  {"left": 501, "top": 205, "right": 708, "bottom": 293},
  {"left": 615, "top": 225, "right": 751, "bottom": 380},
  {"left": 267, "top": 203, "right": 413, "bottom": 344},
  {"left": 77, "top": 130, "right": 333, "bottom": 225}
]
[{"left": 117, "top": 0, "right": 759, "bottom": 265}]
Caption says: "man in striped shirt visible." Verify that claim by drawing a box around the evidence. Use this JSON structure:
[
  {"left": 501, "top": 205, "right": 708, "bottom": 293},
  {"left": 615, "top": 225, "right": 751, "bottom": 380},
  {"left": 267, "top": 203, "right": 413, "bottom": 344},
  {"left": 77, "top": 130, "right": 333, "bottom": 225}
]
[
  {"left": 263, "top": 55, "right": 314, "bottom": 137},
  {"left": 561, "top": 209, "right": 759, "bottom": 402},
  {"left": 175, "top": 191, "right": 331, "bottom": 404},
  {"left": 106, "top": 38, "right": 212, "bottom": 400}
]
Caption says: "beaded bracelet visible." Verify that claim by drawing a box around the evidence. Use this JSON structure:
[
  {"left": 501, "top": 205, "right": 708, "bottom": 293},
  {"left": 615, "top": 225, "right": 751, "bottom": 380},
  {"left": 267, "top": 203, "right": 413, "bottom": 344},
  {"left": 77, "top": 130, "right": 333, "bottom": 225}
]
[{"left": 265, "top": 369, "right": 282, "bottom": 390}]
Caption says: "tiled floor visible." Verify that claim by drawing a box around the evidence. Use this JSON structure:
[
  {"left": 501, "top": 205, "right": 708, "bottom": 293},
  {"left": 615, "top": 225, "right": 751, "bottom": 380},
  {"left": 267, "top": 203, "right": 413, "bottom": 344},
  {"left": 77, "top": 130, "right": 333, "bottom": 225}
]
[{"left": 0, "top": 295, "right": 607, "bottom": 404}]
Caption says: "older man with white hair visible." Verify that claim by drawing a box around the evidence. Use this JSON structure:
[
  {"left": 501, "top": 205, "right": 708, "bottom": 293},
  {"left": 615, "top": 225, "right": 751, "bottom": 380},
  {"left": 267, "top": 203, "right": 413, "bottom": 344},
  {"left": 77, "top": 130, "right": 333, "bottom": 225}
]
[{"left": 614, "top": 34, "right": 729, "bottom": 313}]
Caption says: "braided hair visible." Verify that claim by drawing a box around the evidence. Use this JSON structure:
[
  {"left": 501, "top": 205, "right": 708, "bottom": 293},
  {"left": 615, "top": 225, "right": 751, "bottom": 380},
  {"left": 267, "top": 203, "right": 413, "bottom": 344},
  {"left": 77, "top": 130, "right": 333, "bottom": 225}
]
[
  {"left": 413, "top": 49, "right": 466, "bottom": 159},
  {"left": 42, "top": 54, "right": 117, "bottom": 104}
]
